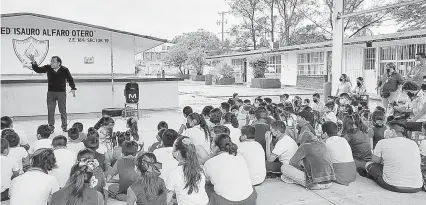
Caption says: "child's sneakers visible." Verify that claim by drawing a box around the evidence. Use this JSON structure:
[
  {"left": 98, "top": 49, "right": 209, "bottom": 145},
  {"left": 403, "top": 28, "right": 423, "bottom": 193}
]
[{"left": 280, "top": 175, "right": 295, "bottom": 184}]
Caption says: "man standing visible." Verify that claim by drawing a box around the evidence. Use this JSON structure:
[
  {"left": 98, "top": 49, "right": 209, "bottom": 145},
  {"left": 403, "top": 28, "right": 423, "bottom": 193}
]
[
  {"left": 28, "top": 55, "right": 76, "bottom": 132},
  {"left": 408, "top": 53, "right": 426, "bottom": 84}
]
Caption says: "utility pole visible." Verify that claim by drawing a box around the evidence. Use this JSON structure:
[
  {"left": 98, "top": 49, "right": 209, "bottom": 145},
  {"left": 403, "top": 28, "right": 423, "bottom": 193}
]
[{"left": 217, "top": 11, "right": 229, "bottom": 44}]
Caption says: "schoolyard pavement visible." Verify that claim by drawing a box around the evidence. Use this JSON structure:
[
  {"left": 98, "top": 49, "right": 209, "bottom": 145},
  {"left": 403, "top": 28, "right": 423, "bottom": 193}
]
[{"left": 4, "top": 80, "right": 425, "bottom": 205}]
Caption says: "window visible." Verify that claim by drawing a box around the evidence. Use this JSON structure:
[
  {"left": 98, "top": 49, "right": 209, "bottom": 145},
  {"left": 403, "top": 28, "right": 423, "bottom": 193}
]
[
  {"left": 268, "top": 55, "right": 281, "bottom": 73},
  {"left": 231, "top": 58, "right": 244, "bottom": 68},
  {"left": 297, "top": 52, "right": 325, "bottom": 76},
  {"left": 364, "top": 48, "right": 376, "bottom": 70},
  {"left": 379, "top": 44, "right": 426, "bottom": 77},
  {"left": 212, "top": 60, "right": 221, "bottom": 66}
]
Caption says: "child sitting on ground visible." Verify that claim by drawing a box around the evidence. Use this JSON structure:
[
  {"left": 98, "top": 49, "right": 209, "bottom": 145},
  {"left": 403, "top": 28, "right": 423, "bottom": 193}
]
[
  {"left": 107, "top": 141, "right": 141, "bottom": 202},
  {"left": 368, "top": 110, "right": 386, "bottom": 149},
  {"left": 239, "top": 126, "right": 266, "bottom": 186},
  {"left": 76, "top": 148, "right": 108, "bottom": 205},
  {"left": 323, "top": 101, "right": 338, "bottom": 124},
  {"left": 1, "top": 138, "right": 20, "bottom": 201},
  {"left": 84, "top": 128, "right": 110, "bottom": 172},
  {"left": 106, "top": 131, "right": 130, "bottom": 167},
  {"left": 153, "top": 129, "right": 179, "bottom": 180},
  {"left": 126, "top": 117, "right": 140, "bottom": 142},
  {"left": 1, "top": 116, "right": 30, "bottom": 150},
  {"left": 66, "top": 127, "right": 85, "bottom": 154},
  {"left": 29, "top": 124, "right": 53, "bottom": 154},
  {"left": 178, "top": 106, "right": 193, "bottom": 135},
  {"left": 49, "top": 135, "right": 76, "bottom": 188},
  {"left": 127, "top": 153, "right": 167, "bottom": 205},
  {"left": 148, "top": 121, "right": 168, "bottom": 152},
  {"left": 71, "top": 122, "right": 86, "bottom": 142},
  {"left": 4, "top": 131, "right": 28, "bottom": 173},
  {"left": 95, "top": 117, "right": 115, "bottom": 151}
]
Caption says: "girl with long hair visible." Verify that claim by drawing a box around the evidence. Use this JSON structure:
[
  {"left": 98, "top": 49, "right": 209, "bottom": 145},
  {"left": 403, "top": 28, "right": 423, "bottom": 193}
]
[
  {"left": 341, "top": 113, "right": 372, "bottom": 169},
  {"left": 50, "top": 158, "right": 104, "bottom": 205},
  {"left": 127, "top": 153, "right": 167, "bottom": 205},
  {"left": 167, "top": 136, "right": 209, "bottom": 205},
  {"left": 204, "top": 134, "right": 256, "bottom": 205},
  {"left": 183, "top": 113, "right": 211, "bottom": 154},
  {"left": 223, "top": 112, "right": 241, "bottom": 146}
]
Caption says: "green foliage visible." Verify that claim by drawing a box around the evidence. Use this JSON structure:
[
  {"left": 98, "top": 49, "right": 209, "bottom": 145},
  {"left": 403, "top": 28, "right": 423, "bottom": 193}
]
[
  {"left": 392, "top": 1, "right": 426, "bottom": 31},
  {"left": 164, "top": 44, "right": 188, "bottom": 74},
  {"left": 219, "top": 63, "right": 235, "bottom": 78},
  {"left": 187, "top": 47, "right": 206, "bottom": 75},
  {"left": 249, "top": 57, "right": 268, "bottom": 78}
]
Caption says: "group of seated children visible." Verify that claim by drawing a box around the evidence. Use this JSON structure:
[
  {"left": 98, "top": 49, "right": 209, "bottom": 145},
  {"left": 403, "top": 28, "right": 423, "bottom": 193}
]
[{"left": 1, "top": 91, "right": 426, "bottom": 205}]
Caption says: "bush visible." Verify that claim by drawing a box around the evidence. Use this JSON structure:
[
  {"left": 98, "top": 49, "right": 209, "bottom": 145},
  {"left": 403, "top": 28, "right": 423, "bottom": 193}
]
[
  {"left": 219, "top": 63, "right": 234, "bottom": 78},
  {"left": 249, "top": 57, "right": 268, "bottom": 78}
]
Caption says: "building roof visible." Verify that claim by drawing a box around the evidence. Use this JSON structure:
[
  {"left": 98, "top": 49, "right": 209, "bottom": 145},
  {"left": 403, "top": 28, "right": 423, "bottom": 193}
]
[
  {"left": 207, "top": 29, "right": 426, "bottom": 59},
  {"left": 1, "top": 12, "right": 169, "bottom": 43}
]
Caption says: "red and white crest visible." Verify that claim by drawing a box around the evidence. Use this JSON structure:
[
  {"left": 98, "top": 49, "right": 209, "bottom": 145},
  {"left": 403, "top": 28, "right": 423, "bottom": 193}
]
[{"left": 13, "top": 36, "right": 49, "bottom": 69}]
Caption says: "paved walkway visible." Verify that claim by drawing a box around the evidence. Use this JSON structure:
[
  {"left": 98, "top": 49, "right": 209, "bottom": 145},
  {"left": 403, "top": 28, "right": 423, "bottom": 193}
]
[{"left": 5, "top": 80, "right": 425, "bottom": 205}]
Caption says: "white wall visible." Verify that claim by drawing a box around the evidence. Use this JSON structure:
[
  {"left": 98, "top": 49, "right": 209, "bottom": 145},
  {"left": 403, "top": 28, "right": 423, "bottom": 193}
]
[
  {"left": 281, "top": 53, "right": 298, "bottom": 86},
  {"left": 1, "top": 15, "right": 136, "bottom": 75}
]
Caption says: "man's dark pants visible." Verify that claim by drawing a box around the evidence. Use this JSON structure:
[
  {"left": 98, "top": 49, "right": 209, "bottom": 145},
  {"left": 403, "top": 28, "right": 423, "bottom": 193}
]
[{"left": 47, "top": 91, "right": 67, "bottom": 129}]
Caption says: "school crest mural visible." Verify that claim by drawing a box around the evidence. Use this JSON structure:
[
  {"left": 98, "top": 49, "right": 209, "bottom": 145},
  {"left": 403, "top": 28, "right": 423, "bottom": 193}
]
[{"left": 12, "top": 36, "right": 49, "bottom": 69}]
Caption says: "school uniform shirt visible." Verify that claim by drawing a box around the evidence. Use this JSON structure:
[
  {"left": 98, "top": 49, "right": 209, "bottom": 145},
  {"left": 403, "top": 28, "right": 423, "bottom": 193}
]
[
  {"left": 183, "top": 126, "right": 211, "bottom": 154},
  {"left": 404, "top": 89, "right": 426, "bottom": 122},
  {"left": 374, "top": 137, "right": 423, "bottom": 188},
  {"left": 8, "top": 146, "right": 28, "bottom": 172},
  {"left": 9, "top": 169, "right": 60, "bottom": 205},
  {"left": 204, "top": 153, "right": 253, "bottom": 201},
  {"left": 108, "top": 156, "right": 140, "bottom": 193},
  {"left": 225, "top": 124, "right": 242, "bottom": 148},
  {"left": 28, "top": 138, "right": 52, "bottom": 154},
  {"left": 1, "top": 155, "right": 20, "bottom": 192},
  {"left": 129, "top": 178, "right": 167, "bottom": 205},
  {"left": 153, "top": 147, "right": 179, "bottom": 179},
  {"left": 97, "top": 144, "right": 108, "bottom": 155},
  {"left": 166, "top": 166, "right": 209, "bottom": 205},
  {"left": 238, "top": 141, "right": 266, "bottom": 185},
  {"left": 237, "top": 112, "right": 249, "bottom": 129},
  {"left": 310, "top": 101, "right": 325, "bottom": 112},
  {"left": 49, "top": 148, "right": 77, "bottom": 188},
  {"left": 50, "top": 185, "right": 104, "bottom": 205},
  {"left": 67, "top": 140, "right": 86, "bottom": 154},
  {"left": 325, "top": 136, "right": 356, "bottom": 185},
  {"left": 343, "top": 130, "right": 372, "bottom": 162},
  {"left": 1, "top": 128, "right": 29, "bottom": 147},
  {"left": 272, "top": 135, "right": 298, "bottom": 165}
]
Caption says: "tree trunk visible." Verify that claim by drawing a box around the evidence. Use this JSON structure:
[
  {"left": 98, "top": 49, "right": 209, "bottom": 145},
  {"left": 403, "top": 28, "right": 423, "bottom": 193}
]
[
  {"left": 178, "top": 65, "right": 184, "bottom": 75},
  {"left": 251, "top": 18, "right": 257, "bottom": 50}
]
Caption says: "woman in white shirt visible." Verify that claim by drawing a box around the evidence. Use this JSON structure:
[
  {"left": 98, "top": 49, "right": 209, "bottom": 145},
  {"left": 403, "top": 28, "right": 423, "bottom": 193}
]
[
  {"left": 222, "top": 112, "right": 241, "bottom": 147},
  {"left": 336, "top": 74, "right": 352, "bottom": 96},
  {"left": 9, "top": 148, "right": 60, "bottom": 205},
  {"left": 183, "top": 113, "right": 211, "bottom": 163},
  {"left": 204, "top": 134, "right": 257, "bottom": 205},
  {"left": 166, "top": 136, "right": 209, "bottom": 205}
]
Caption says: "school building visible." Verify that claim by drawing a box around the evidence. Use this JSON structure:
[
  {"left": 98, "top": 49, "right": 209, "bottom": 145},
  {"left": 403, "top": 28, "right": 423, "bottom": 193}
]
[
  {"left": 206, "top": 29, "right": 426, "bottom": 94},
  {"left": 1, "top": 13, "right": 183, "bottom": 117}
]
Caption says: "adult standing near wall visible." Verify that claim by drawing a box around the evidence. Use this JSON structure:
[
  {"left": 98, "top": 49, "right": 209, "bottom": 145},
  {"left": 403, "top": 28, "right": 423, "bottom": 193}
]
[
  {"left": 335, "top": 74, "right": 352, "bottom": 96},
  {"left": 407, "top": 53, "right": 426, "bottom": 84},
  {"left": 377, "top": 63, "right": 403, "bottom": 110},
  {"left": 27, "top": 55, "right": 76, "bottom": 132}
]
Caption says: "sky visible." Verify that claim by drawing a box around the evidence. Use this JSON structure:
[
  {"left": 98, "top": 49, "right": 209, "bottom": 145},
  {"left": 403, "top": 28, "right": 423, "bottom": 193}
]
[
  {"left": 1, "top": 0, "right": 399, "bottom": 41},
  {"left": 1, "top": 0, "right": 239, "bottom": 41}
]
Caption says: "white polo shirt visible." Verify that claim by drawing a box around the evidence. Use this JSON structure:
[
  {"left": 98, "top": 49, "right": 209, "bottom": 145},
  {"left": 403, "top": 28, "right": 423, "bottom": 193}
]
[
  {"left": 66, "top": 141, "right": 85, "bottom": 154},
  {"left": 238, "top": 140, "right": 266, "bottom": 185},
  {"left": 49, "top": 148, "right": 77, "bottom": 188},
  {"left": 325, "top": 136, "right": 354, "bottom": 163},
  {"left": 153, "top": 147, "right": 179, "bottom": 180},
  {"left": 183, "top": 126, "right": 211, "bottom": 154},
  {"left": 28, "top": 139, "right": 52, "bottom": 154},
  {"left": 1, "top": 128, "right": 29, "bottom": 146},
  {"left": 1, "top": 155, "right": 19, "bottom": 192},
  {"left": 272, "top": 135, "right": 298, "bottom": 164},
  {"left": 10, "top": 169, "right": 59, "bottom": 205},
  {"left": 225, "top": 124, "right": 242, "bottom": 148},
  {"left": 204, "top": 153, "right": 253, "bottom": 201},
  {"left": 8, "top": 147, "right": 28, "bottom": 172},
  {"left": 166, "top": 166, "right": 209, "bottom": 205}
]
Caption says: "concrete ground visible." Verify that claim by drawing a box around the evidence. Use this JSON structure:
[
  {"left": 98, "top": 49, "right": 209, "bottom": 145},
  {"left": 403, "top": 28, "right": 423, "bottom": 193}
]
[{"left": 3, "top": 80, "right": 425, "bottom": 205}]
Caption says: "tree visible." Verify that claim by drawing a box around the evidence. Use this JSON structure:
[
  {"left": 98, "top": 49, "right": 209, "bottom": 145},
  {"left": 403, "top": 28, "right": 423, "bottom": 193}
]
[
  {"left": 169, "top": 29, "right": 221, "bottom": 75},
  {"left": 392, "top": 1, "right": 426, "bottom": 31},
  {"left": 275, "top": 0, "right": 312, "bottom": 45},
  {"left": 304, "top": 0, "right": 392, "bottom": 38},
  {"left": 228, "top": 0, "right": 265, "bottom": 50},
  {"left": 229, "top": 16, "right": 270, "bottom": 49},
  {"left": 187, "top": 47, "right": 206, "bottom": 75},
  {"left": 164, "top": 44, "right": 188, "bottom": 75}
]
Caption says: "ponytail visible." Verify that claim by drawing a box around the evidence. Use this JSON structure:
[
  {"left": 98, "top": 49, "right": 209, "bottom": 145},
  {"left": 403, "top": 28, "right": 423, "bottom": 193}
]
[
  {"left": 174, "top": 137, "right": 202, "bottom": 195},
  {"left": 67, "top": 161, "right": 95, "bottom": 205},
  {"left": 214, "top": 134, "right": 238, "bottom": 156},
  {"left": 189, "top": 113, "right": 211, "bottom": 141},
  {"left": 137, "top": 153, "right": 165, "bottom": 202}
]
